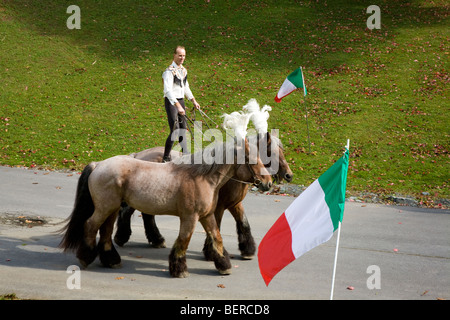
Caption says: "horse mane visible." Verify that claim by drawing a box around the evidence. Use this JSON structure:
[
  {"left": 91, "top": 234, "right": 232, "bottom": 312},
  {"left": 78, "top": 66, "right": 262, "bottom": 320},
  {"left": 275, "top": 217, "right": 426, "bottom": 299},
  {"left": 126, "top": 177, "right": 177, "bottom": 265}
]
[
  {"left": 172, "top": 140, "right": 240, "bottom": 177},
  {"left": 247, "top": 132, "right": 284, "bottom": 150}
]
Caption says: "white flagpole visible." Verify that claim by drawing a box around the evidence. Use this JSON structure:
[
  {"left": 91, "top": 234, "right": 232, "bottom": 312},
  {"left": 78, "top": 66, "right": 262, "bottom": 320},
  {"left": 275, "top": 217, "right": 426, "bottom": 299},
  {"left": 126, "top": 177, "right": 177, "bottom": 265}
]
[
  {"left": 330, "top": 221, "right": 341, "bottom": 300},
  {"left": 330, "top": 139, "right": 350, "bottom": 300}
]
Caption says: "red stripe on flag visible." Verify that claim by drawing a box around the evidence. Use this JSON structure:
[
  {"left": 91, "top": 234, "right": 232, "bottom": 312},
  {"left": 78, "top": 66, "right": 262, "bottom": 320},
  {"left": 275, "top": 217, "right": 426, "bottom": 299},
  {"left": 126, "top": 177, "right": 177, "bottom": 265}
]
[{"left": 258, "top": 212, "right": 295, "bottom": 286}]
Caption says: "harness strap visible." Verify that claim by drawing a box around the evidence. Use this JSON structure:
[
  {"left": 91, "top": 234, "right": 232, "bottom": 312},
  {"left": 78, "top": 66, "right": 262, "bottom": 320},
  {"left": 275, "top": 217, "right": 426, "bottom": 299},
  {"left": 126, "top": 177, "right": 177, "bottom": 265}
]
[
  {"left": 217, "top": 172, "right": 258, "bottom": 186},
  {"left": 217, "top": 163, "right": 262, "bottom": 187}
]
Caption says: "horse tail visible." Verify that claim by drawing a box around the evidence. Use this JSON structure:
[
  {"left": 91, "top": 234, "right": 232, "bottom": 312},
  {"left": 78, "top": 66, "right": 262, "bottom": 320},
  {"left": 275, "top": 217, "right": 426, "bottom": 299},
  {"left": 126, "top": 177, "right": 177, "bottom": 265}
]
[{"left": 59, "top": 162, "right": 97, "bottom": 252}]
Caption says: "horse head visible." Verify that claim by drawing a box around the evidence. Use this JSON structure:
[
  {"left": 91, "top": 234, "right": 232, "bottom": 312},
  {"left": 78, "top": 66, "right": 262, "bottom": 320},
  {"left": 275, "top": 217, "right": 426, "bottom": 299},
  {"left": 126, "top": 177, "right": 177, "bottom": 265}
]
[
  {"left": 258, "top": 132, "right": 293, "bottom": 183},
  {"left": 242, "top": 99, "right": 294, "bottom": 183},
  {"left": 222, "top": 108, "right": 272, "bottom": 191},
  {"left": 240, "top": 138, "right": 272, "bottom": 192}
]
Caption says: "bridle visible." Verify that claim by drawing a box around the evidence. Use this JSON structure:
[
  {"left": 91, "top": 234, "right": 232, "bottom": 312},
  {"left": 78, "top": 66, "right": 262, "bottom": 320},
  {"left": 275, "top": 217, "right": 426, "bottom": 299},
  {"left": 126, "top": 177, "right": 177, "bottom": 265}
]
[
  {"left": 245, "top": 162, "right": 262, "bottom": 186},
  {"left": 220, "top": 161, "right": 262, "bottom": 187}
]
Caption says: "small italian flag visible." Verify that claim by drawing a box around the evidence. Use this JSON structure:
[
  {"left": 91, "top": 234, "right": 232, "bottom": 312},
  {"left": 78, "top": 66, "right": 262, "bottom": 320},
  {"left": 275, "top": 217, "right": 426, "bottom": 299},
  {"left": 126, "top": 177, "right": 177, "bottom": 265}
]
[
  {"left": 274, "top": 67, "right": 307, "bottom": 103},
  {"left": 258, "top": 148, "right": 349, "bottom": 286}
]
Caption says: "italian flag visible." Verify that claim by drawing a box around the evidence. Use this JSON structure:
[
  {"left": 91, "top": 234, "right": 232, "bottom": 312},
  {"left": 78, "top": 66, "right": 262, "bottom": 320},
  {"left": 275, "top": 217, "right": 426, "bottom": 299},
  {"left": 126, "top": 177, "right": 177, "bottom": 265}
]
[
  {"left": 274, "top": 67, "right": 307, "bottom": 103},
  {"left": 258, "top": 149, "right": 349, "bottom": 286}
]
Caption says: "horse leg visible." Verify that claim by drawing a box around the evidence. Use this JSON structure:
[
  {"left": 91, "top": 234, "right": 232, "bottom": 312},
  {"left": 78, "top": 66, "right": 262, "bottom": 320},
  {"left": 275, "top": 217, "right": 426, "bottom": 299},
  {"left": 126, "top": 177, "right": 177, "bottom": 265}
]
[
  {"left": 77, "top": 210, "right": 108, "bottom": 268},
  {"left": 229, "top": 203, "right": 256, "bottom": 260},
  {"left": 200, "top": 214, "right": 232, "bottom": 275},
  {"left": 168, "top": 216, "right": 198, "bottom": 278},
  {"left": 114, "top": 203, "right": 135, "bottom": 247},
  {"left": 98, "top": 210, "right": 122, "bottom": 268},
  {"left": 142, "top": 214, "right": 166, "bottom": 248},
  {"left": 203, "top": 203, "right": 225, "bottom": 261}
]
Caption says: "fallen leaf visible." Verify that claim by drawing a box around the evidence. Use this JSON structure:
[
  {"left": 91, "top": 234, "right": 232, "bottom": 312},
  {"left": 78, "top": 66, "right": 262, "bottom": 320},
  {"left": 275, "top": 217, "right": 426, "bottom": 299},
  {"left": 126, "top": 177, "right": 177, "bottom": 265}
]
[
  {"left": 115, "top": 276, "right": 124, "bottom": 280},
  {"left": 217, "top": 284, "right": 225, "bottom": 288}
]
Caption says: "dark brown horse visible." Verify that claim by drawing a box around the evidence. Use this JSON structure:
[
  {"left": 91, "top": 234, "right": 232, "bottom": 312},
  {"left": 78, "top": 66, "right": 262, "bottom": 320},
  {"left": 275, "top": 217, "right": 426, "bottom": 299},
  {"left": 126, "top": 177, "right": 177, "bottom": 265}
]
[
  {"left": 114, "top": 132, "right": 293, "bottom": 259},
  {"left": 59, "top": 139, "right": 272, "bottom": 277}
]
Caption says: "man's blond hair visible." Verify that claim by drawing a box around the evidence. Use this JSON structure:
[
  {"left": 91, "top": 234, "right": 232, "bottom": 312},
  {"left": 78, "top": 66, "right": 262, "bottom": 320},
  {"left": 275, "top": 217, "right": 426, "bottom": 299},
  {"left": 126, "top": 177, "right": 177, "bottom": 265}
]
[{"left": 174, "top": 45, "right": 185, "bottom": 54}]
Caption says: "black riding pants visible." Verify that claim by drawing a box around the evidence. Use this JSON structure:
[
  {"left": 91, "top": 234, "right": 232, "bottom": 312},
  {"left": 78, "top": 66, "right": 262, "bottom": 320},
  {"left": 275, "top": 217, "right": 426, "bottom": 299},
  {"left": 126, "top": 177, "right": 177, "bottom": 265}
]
[{"left": 164, "top": 97, "right": 188, "bottom": 157}]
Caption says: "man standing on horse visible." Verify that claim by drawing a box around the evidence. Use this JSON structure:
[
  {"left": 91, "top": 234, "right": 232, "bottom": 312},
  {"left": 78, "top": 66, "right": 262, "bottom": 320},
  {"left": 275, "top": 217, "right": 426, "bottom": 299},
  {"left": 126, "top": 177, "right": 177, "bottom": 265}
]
[{"left": 162, "top": 45, "right": 201, "bottom": 162}]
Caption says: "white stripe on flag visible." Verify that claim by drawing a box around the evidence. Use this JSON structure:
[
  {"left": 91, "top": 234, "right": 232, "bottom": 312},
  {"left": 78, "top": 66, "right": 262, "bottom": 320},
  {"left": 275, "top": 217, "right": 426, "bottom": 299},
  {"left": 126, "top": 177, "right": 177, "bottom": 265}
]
[
  {"left": 276, "top": 78, "right": 297, "bottom": 100},
  {"left": 285, "top": 179, "right": 335, "bottom": 259}
]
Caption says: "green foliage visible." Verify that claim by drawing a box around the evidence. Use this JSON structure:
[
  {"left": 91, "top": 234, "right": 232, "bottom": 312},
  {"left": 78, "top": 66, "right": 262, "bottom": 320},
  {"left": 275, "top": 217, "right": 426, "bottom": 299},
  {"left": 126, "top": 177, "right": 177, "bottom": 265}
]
[{"left": 0, "top": 0, "right": 448, "bottom": 201}]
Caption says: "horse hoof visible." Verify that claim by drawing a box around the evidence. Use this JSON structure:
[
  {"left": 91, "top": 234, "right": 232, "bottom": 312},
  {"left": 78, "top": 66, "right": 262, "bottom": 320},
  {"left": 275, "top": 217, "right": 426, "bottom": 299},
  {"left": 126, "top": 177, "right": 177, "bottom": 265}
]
[
  {"left": 109, "top": 262, "right": 122, "bottom": 269},
  {"left": 169, "top": 269, "right": 189, "bottom": 278},
  {"left": 76, "top": 243, "right": 97, "bottom": 268},
  {"left": 151, "top": 241, "right": 166, "bottom": 249},
  {"left": 174, "top": 271, "right": 189, "bottom": 278},
  {"left": 99, "top": 245, "right": 122, "bottom": 268},
  {"left": 219, "top": 268, "right": 232, "bottom": 275},
  {"left": 78, "top": 259, "right": 90, "bottom": 269},
  {"left": 169, "top": 251, "right": 188, "bottom": 278},
  {"left": 113, "top": 235, "right": 127, "bottom": 247},
  {"left": 240, "top": 254, "right": 254, "bottom": 260}
]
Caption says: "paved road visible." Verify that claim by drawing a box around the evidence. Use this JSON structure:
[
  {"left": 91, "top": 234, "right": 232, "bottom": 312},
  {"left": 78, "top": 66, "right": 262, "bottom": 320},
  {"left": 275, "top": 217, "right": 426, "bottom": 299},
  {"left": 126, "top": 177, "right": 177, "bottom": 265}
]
[{"left": 0, "top": 166, "right": 449, "bottom": 300}]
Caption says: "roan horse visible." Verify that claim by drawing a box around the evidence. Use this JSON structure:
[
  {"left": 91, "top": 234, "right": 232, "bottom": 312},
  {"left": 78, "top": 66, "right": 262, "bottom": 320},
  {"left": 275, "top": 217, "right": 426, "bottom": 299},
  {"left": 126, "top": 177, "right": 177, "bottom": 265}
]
[
  {"left": 114, "top": 131, "right": 293, "bottom": 260},
  {"left": 59, "top": 139, "right": 272, "bottom": 277}
]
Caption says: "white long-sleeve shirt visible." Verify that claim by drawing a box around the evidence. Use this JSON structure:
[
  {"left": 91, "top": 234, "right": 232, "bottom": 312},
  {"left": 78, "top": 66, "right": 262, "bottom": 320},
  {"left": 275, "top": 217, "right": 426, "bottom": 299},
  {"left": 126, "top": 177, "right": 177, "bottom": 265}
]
[{"left": 162, "top": 61, "right": 194, "bottom": 105}]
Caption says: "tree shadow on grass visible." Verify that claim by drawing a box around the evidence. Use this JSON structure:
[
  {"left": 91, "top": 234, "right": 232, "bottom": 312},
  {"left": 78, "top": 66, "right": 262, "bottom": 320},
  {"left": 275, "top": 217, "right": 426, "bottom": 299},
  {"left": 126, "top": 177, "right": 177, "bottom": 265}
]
[{"left": 3, "top": 0, "right": 448, "bottom": 70}]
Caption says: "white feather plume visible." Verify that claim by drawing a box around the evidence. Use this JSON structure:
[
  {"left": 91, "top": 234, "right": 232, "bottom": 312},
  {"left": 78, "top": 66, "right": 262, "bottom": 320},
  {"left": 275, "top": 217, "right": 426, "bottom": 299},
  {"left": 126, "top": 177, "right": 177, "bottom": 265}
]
[
  {"left": 222, "top": 111, "right": 251, "bottom": 141},
  {"left": 242, "top": 99, "right": 272, "bottom": 134},
  {"left": 242, "top": 98, "right": 260, "bottom": 114}
]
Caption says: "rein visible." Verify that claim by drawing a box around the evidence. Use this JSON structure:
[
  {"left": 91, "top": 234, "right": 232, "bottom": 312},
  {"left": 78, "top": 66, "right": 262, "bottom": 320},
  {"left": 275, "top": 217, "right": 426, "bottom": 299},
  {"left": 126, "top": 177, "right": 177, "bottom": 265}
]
[
  {"left": 185, "top": 107, "right": 236, "bottom": 141},
  {"left": 217, "top": 163, "right": 262, "bottom": 187}
]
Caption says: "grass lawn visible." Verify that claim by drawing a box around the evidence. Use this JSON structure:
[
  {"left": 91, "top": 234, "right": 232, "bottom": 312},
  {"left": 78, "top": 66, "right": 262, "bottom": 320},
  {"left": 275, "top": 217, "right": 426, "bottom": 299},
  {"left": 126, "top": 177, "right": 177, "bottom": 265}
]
[{"left": 0, "top": 0, "right": 448, "bottom": 206}]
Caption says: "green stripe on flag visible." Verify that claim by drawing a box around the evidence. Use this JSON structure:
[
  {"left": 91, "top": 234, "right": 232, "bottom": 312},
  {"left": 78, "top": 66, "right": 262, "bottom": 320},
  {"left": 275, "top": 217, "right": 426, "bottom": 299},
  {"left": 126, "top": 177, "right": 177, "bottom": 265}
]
[
  {"left": 286, "top": 67, "right": 307, "bottom": 95},
  {"left": 317, "top": 150, "right": 349, "bottom": 230}
]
